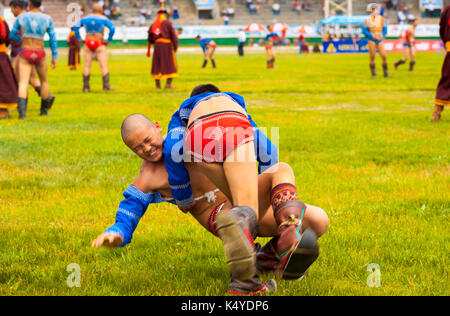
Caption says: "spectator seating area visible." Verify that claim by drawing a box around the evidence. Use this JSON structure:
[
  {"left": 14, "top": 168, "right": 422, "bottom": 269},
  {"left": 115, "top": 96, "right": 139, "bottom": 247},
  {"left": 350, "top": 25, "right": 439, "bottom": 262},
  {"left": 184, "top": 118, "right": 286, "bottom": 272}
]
[{"left": 2, "top": 0, "right": 448, "bottom": 27}]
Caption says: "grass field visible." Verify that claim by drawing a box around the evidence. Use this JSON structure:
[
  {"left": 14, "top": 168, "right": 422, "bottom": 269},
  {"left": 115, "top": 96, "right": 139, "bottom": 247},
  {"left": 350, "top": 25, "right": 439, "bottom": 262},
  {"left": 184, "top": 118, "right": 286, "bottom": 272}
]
[{"left": 0, "top": 50, "right": 449, "bottom": 296}]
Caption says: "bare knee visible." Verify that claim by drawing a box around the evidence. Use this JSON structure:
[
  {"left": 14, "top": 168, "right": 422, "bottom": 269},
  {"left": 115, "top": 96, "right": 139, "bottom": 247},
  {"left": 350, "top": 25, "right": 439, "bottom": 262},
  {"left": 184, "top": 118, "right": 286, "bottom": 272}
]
[
  {"left": 266, "top": 162, "right": 294, "bottom": 178},
  {"left": 276, "top": 162, "right": 295, "bottom": 179},
  {"left": 304, "top": 205, "right": 329, "bottom": 238}
]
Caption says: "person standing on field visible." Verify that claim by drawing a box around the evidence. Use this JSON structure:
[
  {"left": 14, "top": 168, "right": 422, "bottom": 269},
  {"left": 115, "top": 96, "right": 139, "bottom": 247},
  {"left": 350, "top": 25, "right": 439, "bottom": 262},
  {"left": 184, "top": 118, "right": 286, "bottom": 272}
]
[
  {"left": 238, "top": 29, "right": 246, "bottom": 57},
  {"left": 73, "top": 3, "right": 115, "bottom": 93},
  {"left": 430, "top": 4, "right": 450, "bottom": 122}
]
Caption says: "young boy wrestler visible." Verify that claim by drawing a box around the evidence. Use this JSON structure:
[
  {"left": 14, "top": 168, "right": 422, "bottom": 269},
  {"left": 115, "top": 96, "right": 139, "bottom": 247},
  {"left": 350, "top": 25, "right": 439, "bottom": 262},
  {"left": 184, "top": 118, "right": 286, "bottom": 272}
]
[{"left": 92, "top": 114, "right": 329, "bottom": 295}]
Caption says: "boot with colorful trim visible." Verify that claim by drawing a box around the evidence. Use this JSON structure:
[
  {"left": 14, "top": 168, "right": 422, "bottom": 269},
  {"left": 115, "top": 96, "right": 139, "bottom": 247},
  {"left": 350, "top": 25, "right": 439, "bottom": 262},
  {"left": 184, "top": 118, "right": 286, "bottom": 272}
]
[
  {"left": 227, "top": 274, "right": 277, "bottom": 296},
  {"left": 216, "top": 206, "right": 258, "bottom": 281},
  {"left": 256, "top": 183, "right": 319, "bottom": 279}
]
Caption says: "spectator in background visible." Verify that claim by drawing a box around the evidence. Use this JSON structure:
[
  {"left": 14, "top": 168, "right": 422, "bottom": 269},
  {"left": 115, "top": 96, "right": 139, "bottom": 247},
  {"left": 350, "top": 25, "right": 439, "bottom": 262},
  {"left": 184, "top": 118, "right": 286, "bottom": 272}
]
[
  {"left": 385, "top": 0, "right": 393, "bottom": 10},
  {"left": 138, "top": 13, "right": 146, "bottom": 25},
  {"left": 249, "top": 2, "right": 258, "bottom": 14},
  {"left": 227, "top": 6, "right": 235, "bottom": 18},
  {"left": 313, "top": 43, "right": 321, "bottom": 53},
  {"left": 397, "top": 9, "right": 406, "bottom": 24},
  {"left": 407, "top": 13, "right": 416, "bottom": 24},
  {"left": 224, "top": 15, "right": 229, "bottom": 25},
  {"left": 272, "top": 2, "right": 280, "bottom": 15},
  {"left": 238, "top": 28, "right": 246, "bottom": 56},
  {"left": 172, "top": 8, "right": 179, "bottom": 20},
  {"left": 293, "top": 0, "right": 301, "bottom": 14},
  {"left": 380, "top": 3, "right": 386, "bottom": 16},
  {"left": 304, "top": 0, "right": 312, "bottom": 11},
  {"left": 104, "top": 7, "right": 111, "bottom": 17}
]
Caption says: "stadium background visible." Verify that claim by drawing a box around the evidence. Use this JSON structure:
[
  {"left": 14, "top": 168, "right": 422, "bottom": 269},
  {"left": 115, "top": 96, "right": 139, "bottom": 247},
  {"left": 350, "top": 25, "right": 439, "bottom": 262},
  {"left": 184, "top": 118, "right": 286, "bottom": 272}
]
[{"left": 1, "top": 0, "right": 449, "bottom": 47}]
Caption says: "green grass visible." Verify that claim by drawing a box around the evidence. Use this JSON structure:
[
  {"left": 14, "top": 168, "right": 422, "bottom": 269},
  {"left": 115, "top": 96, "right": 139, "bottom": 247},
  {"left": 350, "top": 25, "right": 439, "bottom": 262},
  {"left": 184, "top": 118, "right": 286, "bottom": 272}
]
[{"left": 0, "top": 51, "right": 449, "bottom": 296}]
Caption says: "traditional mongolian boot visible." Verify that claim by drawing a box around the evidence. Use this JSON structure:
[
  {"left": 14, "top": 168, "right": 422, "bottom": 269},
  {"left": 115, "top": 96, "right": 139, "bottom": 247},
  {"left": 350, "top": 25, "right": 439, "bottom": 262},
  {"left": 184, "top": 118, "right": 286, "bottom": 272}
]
[
  {"left": 383, "top": 63, "right": 391, "bottom": 78},
  {"left": 211, "top": 59, "right": 216, "bottom": 68},
  {"left": 0, "top": 109, "right": 10, "bottom": 119},
  {"left": 164, "top": 78, "right": 175, "bottom": 89},
  {"left": 40, "top": 96, "right": 55, "bottom": 116},
  {"left": 228, "top": 274, "right": 277, "bottom": 296},
  {"left": 17, "top": 97, "right": 27, "bottom": 119},
  {"left": 256, "top": 183, "right": 319, "bottom": 280},
  {"left": 83, "top": 75, "right": 90, "bottom": 93},
  {"left": 34, "top": 86, "right": 41, "bottom": 97},
  {"left": 370, "top": 63, "right": 376, "bottom": 77},
  {"left": 409, "top": 61, "right": 416, "bottom": 72},
  {"left": 155, "top": 79, "right": 161, "bottom": 89},
  {"left": 102, "top": 72, "right": 114, "bottom": 91},
  {"left": 202, "top": 59, "right": 208, "bottom": 68},
  {"left": 430, "top": 105, "right": 444, "bottom": 122},
  {"left": 394, "top": 59, "right": 405, "bottom": 70},
  {"left": 215, "top": 206, "right": 258, "bottom": 281}
]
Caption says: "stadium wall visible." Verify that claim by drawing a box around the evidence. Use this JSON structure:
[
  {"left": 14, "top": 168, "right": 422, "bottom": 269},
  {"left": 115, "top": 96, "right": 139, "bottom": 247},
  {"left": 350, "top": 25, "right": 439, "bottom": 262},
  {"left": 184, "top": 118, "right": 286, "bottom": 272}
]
[{"left": 33, "top": 24, "right": 441, "bottom": 48}]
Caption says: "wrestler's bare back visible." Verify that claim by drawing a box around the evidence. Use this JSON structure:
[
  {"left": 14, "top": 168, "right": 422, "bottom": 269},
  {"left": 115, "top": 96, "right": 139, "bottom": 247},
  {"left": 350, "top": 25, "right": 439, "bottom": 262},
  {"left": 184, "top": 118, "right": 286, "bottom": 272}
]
[{"left": 187, "top": 95, "right": 247, "bottom": 127}]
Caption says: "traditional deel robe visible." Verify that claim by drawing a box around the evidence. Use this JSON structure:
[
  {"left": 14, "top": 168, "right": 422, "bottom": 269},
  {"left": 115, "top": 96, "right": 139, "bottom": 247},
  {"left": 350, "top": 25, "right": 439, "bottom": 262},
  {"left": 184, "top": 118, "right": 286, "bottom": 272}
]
[
  {"left": 435, "top": 5, "right": 450, "bottom": 107},
  {"left": 147, "top": 13, "right": 179, "bottom": 79},
  {"left": 0, "top": 17, "right": 18, "bottom": 114},
  {"left": 67, "top": 30, "right": 81, "bottom": 70}
]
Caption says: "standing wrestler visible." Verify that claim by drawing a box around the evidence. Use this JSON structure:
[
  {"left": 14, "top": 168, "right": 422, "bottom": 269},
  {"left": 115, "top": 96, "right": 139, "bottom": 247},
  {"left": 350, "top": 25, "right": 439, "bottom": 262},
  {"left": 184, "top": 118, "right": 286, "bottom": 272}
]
[
  {"left": 362, "top": 3, "right": 390, "bottom": 78},
  {"left": 0, "top": 16, "right": 18, "bottom": 119},
  {"left": 147, "top": 4, "right": 178, "bottom": 89},
  {"left": 394, "top": 19, "right": 419, "bottom": 72},
  {"left": 163, "top": 84, "right": 279, "bottom": 281},
  {"left": 10, "top": 0, "right": 58, "bottom": 119},
  {"left": 67, "top": 26, "right": 80, "bottom": 71},
  {"left": 91, "top": 114, "right": 328, "bottom": 295},
  {"left": 9, "top": 0, "right": 48, "bottom": 99},
  {"left": 73, "top": 3, "right": 115, "bottom": 93},
  {"left": 430, "top": 4, "right": 450, "bottom": 122},
  {"left": 265, "top": 26, "right": 278, "bottom": 69},
  {"left": 196, "top": 35, "right": 216, "bottom": 68}
]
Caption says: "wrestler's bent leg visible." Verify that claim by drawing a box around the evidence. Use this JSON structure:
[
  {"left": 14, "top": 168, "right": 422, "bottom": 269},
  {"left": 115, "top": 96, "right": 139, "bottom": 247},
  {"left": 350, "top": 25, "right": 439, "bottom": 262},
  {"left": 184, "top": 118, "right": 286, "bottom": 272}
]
[{"left": 254, "top": 163, "right": 325, "bottom": 279}]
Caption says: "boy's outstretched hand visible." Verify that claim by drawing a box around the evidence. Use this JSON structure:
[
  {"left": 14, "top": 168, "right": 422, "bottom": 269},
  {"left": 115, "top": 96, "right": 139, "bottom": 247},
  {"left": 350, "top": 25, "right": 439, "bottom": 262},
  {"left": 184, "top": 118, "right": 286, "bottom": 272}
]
[{"left": 91, "top": 233, "right": 123, "bottom": 248}]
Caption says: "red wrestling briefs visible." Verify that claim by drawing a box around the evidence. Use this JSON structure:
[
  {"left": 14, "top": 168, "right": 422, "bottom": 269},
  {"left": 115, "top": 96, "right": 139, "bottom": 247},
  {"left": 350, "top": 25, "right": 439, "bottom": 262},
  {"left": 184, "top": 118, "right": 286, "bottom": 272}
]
[
  {"left": 184, "top": 111, "right": 255, "bottom": 163},
  {"left": 85, "top": 38, "right": 105, "bottom": 52},
  {"left": 19, "top": 49, "right": 46, "bottom": 65}
]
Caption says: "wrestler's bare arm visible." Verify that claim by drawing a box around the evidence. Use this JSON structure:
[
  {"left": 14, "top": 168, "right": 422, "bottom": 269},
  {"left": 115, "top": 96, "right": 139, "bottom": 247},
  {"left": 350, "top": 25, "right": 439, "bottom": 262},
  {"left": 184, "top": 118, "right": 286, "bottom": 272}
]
[
  {"left": 133, "top": 160, "right": 171, "bottom": 194},
  {"left": 92, "top": 160, "right": 171, "bottom": 249}
]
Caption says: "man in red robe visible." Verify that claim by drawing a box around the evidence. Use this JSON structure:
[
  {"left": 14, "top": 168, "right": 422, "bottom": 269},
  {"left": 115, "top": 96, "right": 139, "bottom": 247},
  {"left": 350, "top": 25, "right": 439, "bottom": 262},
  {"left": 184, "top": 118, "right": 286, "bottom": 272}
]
[
  {"left": 431, "top": 4, "right": 450, "bottom": 122},
  {"left": 67, "top": 27, "right": 80, "bottom": 71},
  {"left": 147, "top": 9, "right": 178, "bottom": 89},
  {"left": 0, "top": 17, "right": 18, "bottom": 119}
]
